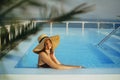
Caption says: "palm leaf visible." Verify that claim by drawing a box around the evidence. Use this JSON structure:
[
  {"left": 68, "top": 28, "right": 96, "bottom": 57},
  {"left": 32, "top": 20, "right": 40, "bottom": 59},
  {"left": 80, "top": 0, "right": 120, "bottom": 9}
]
[{"left": 49, "top": 3, "right": 95, "bottom": 22}]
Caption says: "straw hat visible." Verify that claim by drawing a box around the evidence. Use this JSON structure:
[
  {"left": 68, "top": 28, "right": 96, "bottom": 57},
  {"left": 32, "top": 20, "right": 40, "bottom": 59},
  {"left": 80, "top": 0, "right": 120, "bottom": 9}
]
[{"left": 33, "top": 34, "right": 60, "bottom": 54}]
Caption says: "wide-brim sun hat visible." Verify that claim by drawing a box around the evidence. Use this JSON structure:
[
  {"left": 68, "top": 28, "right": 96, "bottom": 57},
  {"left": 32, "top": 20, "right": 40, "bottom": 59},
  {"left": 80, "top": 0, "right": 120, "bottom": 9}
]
[{"left": 33, "top": 34, "right": 60, "bottom": 54}]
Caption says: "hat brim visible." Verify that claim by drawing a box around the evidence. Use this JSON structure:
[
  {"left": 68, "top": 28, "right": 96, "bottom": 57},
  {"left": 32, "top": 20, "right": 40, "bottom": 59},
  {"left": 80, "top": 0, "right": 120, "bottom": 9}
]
[{"left": 33, "top": 35, "right": 60, "bottom": 54}]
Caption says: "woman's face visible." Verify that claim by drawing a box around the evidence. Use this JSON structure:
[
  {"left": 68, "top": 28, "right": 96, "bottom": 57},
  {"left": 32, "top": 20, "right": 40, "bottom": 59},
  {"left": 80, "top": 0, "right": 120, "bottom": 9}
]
[{"left": 44, "top": 39, "right": 52, "bottom": 50}]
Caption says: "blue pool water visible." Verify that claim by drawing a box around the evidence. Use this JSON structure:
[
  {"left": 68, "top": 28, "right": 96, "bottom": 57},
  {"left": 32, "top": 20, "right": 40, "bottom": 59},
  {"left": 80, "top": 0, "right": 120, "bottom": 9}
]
[{"left": 15, "top": 26, "right": 120, "bottom": 68}]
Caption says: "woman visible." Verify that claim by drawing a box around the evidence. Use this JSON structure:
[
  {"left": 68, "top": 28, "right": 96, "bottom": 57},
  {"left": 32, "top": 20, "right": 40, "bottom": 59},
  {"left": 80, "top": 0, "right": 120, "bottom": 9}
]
[{"left": 33, "top": 34, "right": 84, "bottom": 69}]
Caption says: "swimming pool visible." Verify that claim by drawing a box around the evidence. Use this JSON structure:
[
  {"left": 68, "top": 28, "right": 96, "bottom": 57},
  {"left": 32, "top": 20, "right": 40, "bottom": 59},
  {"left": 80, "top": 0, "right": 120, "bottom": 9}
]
[{"left": 15, "top": 23, "right": 120, "bottom": 69}]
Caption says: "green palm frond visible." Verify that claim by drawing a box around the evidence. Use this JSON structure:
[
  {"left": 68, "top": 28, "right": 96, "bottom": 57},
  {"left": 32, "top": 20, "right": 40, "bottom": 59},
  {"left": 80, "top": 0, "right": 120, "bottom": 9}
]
[{"left": 49, "top": 3, "right": 95, "bottom": 22}]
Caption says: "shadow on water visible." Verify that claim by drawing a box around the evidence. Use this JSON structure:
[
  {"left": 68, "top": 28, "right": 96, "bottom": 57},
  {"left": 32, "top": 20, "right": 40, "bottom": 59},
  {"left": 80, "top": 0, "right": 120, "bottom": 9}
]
[
  {"left": 0, "top": 60, "right": 11, "bottom": 80},
  {"left": 4, "top": 54, "right": 21, "bottom": 61}
]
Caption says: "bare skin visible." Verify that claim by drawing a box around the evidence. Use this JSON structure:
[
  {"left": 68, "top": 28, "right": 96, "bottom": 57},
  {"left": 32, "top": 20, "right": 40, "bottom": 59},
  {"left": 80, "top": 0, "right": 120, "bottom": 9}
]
[{"left": 38, "top": 38, "right": 83, "bottom": 70}]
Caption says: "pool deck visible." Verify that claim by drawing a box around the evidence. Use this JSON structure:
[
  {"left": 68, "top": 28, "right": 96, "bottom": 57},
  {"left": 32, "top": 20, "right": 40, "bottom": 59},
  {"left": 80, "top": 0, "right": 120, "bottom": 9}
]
[{"left": 0, "top": 29, "right": 120, "bottom": 80}]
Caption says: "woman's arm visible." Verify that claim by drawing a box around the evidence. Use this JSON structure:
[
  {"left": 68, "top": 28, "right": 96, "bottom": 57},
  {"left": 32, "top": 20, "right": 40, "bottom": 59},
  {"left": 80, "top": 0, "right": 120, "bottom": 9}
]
[
  {"left": 50, "top": 53, "right": 61, "bottom": 64},
  {"left": 39, "top": 52, "right": 82, "bottom": 70}
]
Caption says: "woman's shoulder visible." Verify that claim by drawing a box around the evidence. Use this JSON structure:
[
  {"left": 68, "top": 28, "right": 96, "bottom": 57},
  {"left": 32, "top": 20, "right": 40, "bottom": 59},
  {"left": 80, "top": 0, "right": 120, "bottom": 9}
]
[
  {"left": 38, "top": 51, "right": 45, "bottom": 54},
  {"left": 38, "top": 51, "right": 47, "bottom": 55}
]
